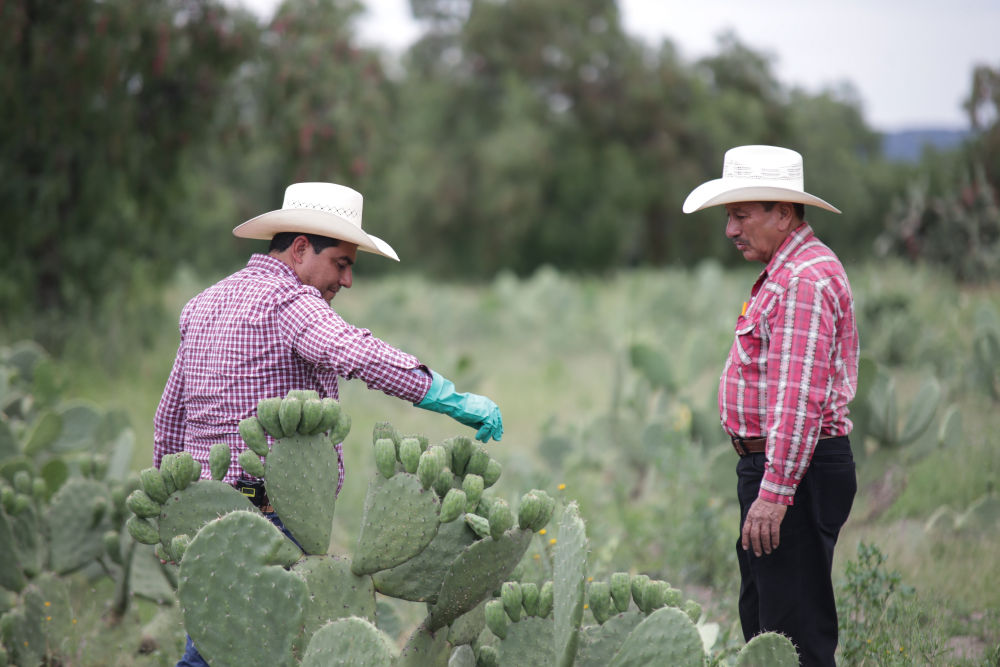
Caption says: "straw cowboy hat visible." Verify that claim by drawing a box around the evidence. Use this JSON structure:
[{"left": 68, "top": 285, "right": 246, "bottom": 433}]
[
  {"left": 233, "top": 182, "right": 399, "bottom": 261},
  {"left": 682, "top": 145, "right": 840, "bottom": 214}
]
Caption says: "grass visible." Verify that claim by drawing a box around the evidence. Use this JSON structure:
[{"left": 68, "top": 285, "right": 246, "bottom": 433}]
[{"left": 9, "top": 257, "right": 999, "bottom": 665}]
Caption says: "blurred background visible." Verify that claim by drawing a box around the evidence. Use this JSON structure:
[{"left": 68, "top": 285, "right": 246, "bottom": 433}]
[{"left": 2, "top": 1, "right": 1000, "bottom": 663}]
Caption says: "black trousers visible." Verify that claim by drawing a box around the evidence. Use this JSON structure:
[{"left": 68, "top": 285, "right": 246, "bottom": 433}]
[{"left": 736, "top": 436, "right": 856, "bottom": 667}]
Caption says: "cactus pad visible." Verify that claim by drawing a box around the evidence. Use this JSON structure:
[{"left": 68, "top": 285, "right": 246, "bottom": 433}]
[
  {"left": 290, "top": 555, "right": 377, "bottom": 653},
  {"left": 156, "top": 479, "right": 256, "bottom": 549},
  {"left": 179, "top": 511, "right": 307, "bottom": 667},
  {"left": 608, "top": 606, "right": 704, "bottom": 666},
  {"left": 299, "top": 617, "right": 398, "bottom": 667},
  {"left": 734, "top": 631, "right": 799, "bottom": 666}
]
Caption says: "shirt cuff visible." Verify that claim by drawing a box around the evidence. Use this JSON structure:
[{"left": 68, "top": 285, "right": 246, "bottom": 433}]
[{"left": 759, "top": 472, "right": 797, "bottom": 506}]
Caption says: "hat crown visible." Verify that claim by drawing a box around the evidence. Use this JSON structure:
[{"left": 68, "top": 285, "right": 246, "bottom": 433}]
[
  {"left": 721, "top": 145, "right": 804, "bottom": 190},
  {"left": 282, "top": 182, "right": 364, "bottom": 229}
]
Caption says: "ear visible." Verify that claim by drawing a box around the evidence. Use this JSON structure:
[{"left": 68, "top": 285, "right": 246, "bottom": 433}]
[
  {"left": 289, "top": 235, "right": 311, "bottom": 263},
  {"left": 777, "top": 203, "right": 796, "bottom": 231}
]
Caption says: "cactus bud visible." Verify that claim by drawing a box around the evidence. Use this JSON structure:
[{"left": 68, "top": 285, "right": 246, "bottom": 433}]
[
  {"left": 683, "top": 598, "right": 702, "bottom": 623},
  {"left": 154, "top": 543, "right": 172, "bottom": 563},
  {"left": 372, "top": 421, "right": 399, "bottom": 446},
  {"left": 238, "top": 449, "right": 265, "bottom": 478},
  {"left": 13, "top": 470, "right": 31, "bottom": 495},
  {"left": 238, "top": 417, "right": 269, "bottom": 456},
  {"left": 482, "top": 458, "right": 502, "bottom": 488},
  {"left": 329, "top": 413, "right": 352, "bottom": 444},
  {"left": 501, "top": 581, "right": 523, "bottom": 621},
  {"left": 664, "top": 587, "right": 683, "bottom": 608},
  {"left": 298, "top": 398, "right": 324, "bottom": 435},
  {"left": 588, "top": 581, "right": 613, "bottom": 624},
  {"left": 521, "top": 582, "right": 540, "bottom": 616},
  {"left": 488, "top": 499, "right": 514, "bottom": 540},
  {"left": 1, "top": 486, "right": 15, "bottom": 513},
  {"left": 484, "top": 599, "right": 508, "bottom": 639},
  {"left": 462, "top": 474, "right": 484, "bottom": 508},
  {"left": 466, "top": 447, "right": 490, "bottom": 476},
  {"left": 11, "top": 494, "right": 30, "bottom": 515},
  {"left": 159, "top": 454, "right": 178, "bottom": 495},
  {"left": 314, "top": 397, "right": 342, "bottom": 434},
  {"left": 171, "top": 452, "right": 197, "bottom": 491},
  {"left": 170, "top": 534, "right": 192, "bottom": 562},
  {"left": 278, "top": 396, "right": 302, "bottom": 435},
  {"left": 643, "top": 580, "right": 669, "bottom": 613},
  {"left": 450, "top": 436, "right": 473, "bottom": 476},
  {"left": 126, "top": 489, "right": 161, "bottom": 519},
  {"left": 103, "top": 530, "right": 122, "bottom": 565},
  {"left": 631, "top": 574, "right": 650, "bottom": 611},
  {"left": 374, "top": 438, "right": 397, "bottom": 479},
  {"left": 31, "top": 477, "right": 47, "bottom": 501},
  {"left": 140, "top": 467, "right": 170, "bottom": 504},
  {"left": 209, "top": 443, "right": 231, "bottom": 481},
  {"left": 127, "top": 515, "right": 160, "bottom": 545},
  {"left": 517, "top": 491, "right": 542, "bottom": 531},
  {"left": 538, "top": 581, "right": 554, "bottom": 618},
  {"left": 464, "top": 512, "right": 491, "bottom": 539},
  {"left": 416, "top": 450, "right": 443, "bottom": 490},
  {"left": 477, "top": 645, "right": 499, "bottom": 667},
  {"left": 433, "top": 467, "right": 455, "bottom": 498},
  {"left": 399, "top": 438, "right": 422, "bottom": 474},
  {"left": 439, "top": 488, "right": 467, "bottom": 523},
  {"left": 255, "top": 397, "right": 285, "bottom": 438},
  {"left": 610, "top": 572, "right": 631, "bottom": 613}
]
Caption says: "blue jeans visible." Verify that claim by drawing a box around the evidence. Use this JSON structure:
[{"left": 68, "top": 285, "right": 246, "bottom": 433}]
[{"left": 175, "top": 512, "right": 301, "bottom": 667}]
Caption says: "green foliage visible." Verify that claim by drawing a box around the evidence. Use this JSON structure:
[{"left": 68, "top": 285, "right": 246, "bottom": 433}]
[{"left": 837, "top": 542, "right": 945, "bottom": 666}]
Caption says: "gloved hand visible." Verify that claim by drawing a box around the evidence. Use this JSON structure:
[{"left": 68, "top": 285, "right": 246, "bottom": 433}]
[{"left": 415, "top": 370, "right": 503, "bottom": 443}]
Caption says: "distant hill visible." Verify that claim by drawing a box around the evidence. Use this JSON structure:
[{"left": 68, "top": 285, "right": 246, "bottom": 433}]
[{"left": 882, "top": 129, "right": 971, "bottom": 162}]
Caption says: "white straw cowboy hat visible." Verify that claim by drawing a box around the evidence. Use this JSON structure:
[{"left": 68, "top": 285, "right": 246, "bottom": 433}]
[
  {"left": 233, "top": 182, "right": 399, "bottom": 261},
  {"left": 682, "top": 145, "right": 841, "bottom": 214}
]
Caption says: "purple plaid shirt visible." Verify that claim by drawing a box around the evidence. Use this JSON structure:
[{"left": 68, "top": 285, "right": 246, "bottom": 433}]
[{"left": 153, "top": 254, "right": 432, "bottom": 491}]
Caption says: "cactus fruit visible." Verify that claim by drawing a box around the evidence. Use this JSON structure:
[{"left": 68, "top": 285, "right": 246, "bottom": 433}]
[
  {"left": 127, "top": 515, "right": 160, "bottom": 545},
  {"left": 374, "top": 438, "right": 396, "bottom": 479},
  {"left": 433, "top": 467, "right": 455, "bottom": 497},
  {"left": 416, "top": 450, "right": 443, "bottom": 490},
  {"left": 169, "top": 534, "right": 191, "bottom": 562},
  {"left": 521, "top": 582, "right": 540, "bottom": 617},
  {"left": 485, "top": 599, "right": 508, "bottom": 639},
  {"left": 482, "top": 458, "right": 502, "bottom": 488},
  {"left": 238, "top": 417, "right": 269, "bottom": 456},
  {"left": 256, "top": 397, "right": 285, "bottom": 438},
  {"left": 538, "top": 581, "right": 554, "bottom": 618},
  {"left": 477, "top": 645, "right": 500, "bottom": 667},
  {"left": 140, "top": 467, "right": 169, "bottom": 504},
  {"left": 314, "top": 397, "right": 342, "bottom": 434},
  {"left": 449, "top": 436, "right": 473, "bottom": 475},
  {"left": 682, "top": 599, "right": 702, "bottom": 623},
  {"left": 462, "top": 474, "right": 484, "bottom": 508},
  {"left": 502, "top": 581, "right": 523, "bottom": 622},
  {"left": 238, "top": 449, "right": 265, "bottom": 478},
  {"left": 399, "top": 437, "right": 422, "bottom": 474},
  {"left": 610, "top": 572, "right": 631, "bottom": 613},
  {"left": 466, "top": 446, "right": 490, "bottom": 476},
  {"left": 588, "top": 581, "right": 614, "bottom": 624},
  {"left": 170, "top": 452, "right": 197, "bottom": 490},
  {"left": 328, "top": 413, "right": 352, "bottom": 444},
  {"left": 439, "top": 488, "right": 467, "bottom": 523},
  {"left": 372, "top": 421, "right": 400, "bottom": 447},
  {"left": 278, "top": 396, "right": 303, "bottom": 435},
  {"left": 299, "top": 398, "right": 325, "bottom": 435},
  {"left": 126, "top": 489, "right": 160, "bottom": 519},
  {"left": 488, "top": 498, "right": 514, "bottom": 540},
  {"left": 464, "top": 512, "right": 491, "bottom": 539},
  {"left": 209, "top": 442, "right": 231, "bottom": 481}
]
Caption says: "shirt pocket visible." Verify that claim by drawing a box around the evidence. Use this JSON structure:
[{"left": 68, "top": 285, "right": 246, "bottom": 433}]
[{"left": 733, "top": 316, "right": 765, "bottom": 366}]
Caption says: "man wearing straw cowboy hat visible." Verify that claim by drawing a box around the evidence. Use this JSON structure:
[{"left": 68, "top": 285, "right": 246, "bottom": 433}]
[
  {"left": 155, "top": 182, "right": 503, "bottom": 667},
  {"left": 683, "top": 146, "right": 859, "bottom": 666}
]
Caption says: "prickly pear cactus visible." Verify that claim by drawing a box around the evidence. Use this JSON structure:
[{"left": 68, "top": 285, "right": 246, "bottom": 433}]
[{"left": 733, "top": 631, "right": 799, "bottom": 666}]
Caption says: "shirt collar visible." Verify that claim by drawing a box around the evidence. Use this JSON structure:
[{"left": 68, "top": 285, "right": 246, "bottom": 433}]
[
  {"left": 247, "top": 253, "right": 301, "bottom": 283},
  {"left": 762, "top": 223, "right": 814, "bottom": 277}
]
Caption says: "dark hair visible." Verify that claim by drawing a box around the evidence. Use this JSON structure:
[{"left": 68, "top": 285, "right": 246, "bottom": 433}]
[
  {"left": 761, "top": 201, "right": 805, "bottom": 220},
  {"left": 268, "top": 232, "right": 341, "bottom": 253}
]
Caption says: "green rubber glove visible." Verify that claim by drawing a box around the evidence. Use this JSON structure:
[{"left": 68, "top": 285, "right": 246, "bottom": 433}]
[{"left": 415, "top": 371, "right": 503, "bottom": 443}]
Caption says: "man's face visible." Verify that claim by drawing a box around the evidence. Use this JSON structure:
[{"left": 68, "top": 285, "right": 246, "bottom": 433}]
[
  {"left": 297, "top": 242, "right": 358, "bottom": 301},
  {"left": 724, "top": 202, "right": 792, "bottom": 264}
]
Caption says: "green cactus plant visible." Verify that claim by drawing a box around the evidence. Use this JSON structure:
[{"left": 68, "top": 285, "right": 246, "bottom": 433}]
[{"left": 865, "top": 366, "right": 941, "bottom": 449}]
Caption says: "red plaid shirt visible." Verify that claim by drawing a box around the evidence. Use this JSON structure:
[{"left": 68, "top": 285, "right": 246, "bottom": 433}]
[
  {"left": 153, "top": 254, "right": 432, "bottom": 491},
  {"left": 719, "top": 224, "right": 859, "bottom": 505}
]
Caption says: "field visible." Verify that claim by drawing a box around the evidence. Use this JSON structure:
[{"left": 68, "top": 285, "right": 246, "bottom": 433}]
[{"left": 11, "top": 257, "right": 1000, "bottom": 665}]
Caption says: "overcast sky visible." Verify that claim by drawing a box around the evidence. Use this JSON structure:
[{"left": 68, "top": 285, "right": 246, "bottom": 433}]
[{"left": 235, "top": 0, "right": 1000, "bottom": 133}]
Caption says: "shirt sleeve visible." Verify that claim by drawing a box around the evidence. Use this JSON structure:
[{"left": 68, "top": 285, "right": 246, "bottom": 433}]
[
  {"left": 760, "top": 276, "right": 838, "bottom": 505},
  {"left": 276, "top": 291, "right": 433, "bottom": 404},
  {"left": 153, "top": 341, "right": 188, "bottom": 469}
]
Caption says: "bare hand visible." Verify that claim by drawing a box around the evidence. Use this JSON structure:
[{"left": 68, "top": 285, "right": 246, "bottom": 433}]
[{"left": 741, "top": 498, "right": 788, "bottom": 557}]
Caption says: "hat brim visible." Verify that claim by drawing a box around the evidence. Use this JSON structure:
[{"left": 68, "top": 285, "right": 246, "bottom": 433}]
[
  {"left": 232, "top": 209, "right": 399, "bottom": 261},
  {"left": 682, "top": 180, "right": 841, "bottom": 214}
]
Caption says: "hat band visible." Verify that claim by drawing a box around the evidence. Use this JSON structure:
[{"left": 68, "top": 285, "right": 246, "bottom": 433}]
[
  {"left": 722, "top": 163, "right": 802, "bottom": 183},
  {"left": 284, "top": 200, "right": 362, "bottom": 225}
]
